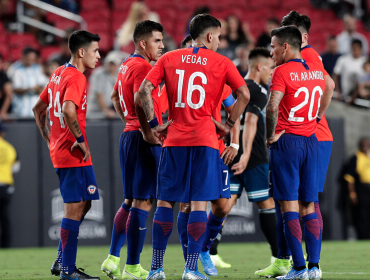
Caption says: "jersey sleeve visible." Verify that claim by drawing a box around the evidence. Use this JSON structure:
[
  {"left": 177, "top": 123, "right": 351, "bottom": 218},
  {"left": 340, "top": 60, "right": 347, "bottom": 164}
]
[
  {"left": 270, "top": 67, "right": 286, "bottom": 93},
  {"left": 224, "top": 59, "right": 246, "bottom": 92},
  {"left": 40, "top": 85, "right": 49, "bottom": 104},
  {"left": 145, "top": 55, "right": 166, "bottom": 88},
  {"left": 64, "top": 74, "right": 87, "bottom": 107},
  {"left": 134, "top": 63, "right": 152, "bottom": 93},
  {"left": 246, "top": 86, "right": 266, "bottom": 116}
]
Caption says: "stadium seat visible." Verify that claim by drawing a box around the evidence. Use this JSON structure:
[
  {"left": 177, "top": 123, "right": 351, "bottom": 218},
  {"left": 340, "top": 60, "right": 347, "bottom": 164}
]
[
  {"left": 9, "top": 33, "right": 39, "bottom": 49},
  {"left": 40, "top": 46, "right": 61, "bottom": 62}
]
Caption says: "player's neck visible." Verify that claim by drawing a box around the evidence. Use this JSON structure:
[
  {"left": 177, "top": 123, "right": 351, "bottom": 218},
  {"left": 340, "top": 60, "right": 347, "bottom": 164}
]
[
  {"left": 192, "top": 40, "right": 208, "bottom": 49},
  {"left": 245, "top": 71, "right": 260, "bottom": 84},
  {"left": 69, "top": 57, "right": 86, "bottom": 73},
  {"left": 284, "top": 52, "right": 302, "bottom": 63},
  {"left": 301, "top": 42, "right": 308, "bottom": 48},
  {"left": 134, "top": 50, "right": 151, "bottom": 63}
]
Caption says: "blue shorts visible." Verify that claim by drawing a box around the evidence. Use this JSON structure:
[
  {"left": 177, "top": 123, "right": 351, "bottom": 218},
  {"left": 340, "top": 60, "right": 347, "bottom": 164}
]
[
  {"left": 157, "top": 147, "right": 223, "bottom": 203},
  {"left": 229, "top": 163, "right": 270, "bottom": 202},
  {"left": 120, "top": 131, "right": 161, "bottom": 200},
  {"left": 220, "top": 158, "right": 231, "bottom": 199},
  {"left": 55, "top": 165, "right": 100, "bottom": 203},
  {"left": 269, "top": 134, "right": 319, "bottom": 202},
  {"left": 318, "top": 141, "right": 333, "bottom": 193}
]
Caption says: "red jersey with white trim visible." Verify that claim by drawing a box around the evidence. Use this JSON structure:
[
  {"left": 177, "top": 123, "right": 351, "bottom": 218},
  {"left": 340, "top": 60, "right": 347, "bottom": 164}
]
[
  {"left": 301, "top": 46, "right": 333, "bottom": 141},
  {"left": 270, "top": 60, "right": 326, "bottom": 137},
  {"left": 145, "top": 47, "right": 246, "bottom": 149},
  {"left": 113, "top": 55, "right": 161, "bottom": 132},
  {"left": 40, "top": 64, "right": 92, "bottom": 168},
  {"left": 156, "top": 85, "right": 169, "bottom": 116},
  {"left": 213, "top": 85, "right": 233, "bottom": 155}
]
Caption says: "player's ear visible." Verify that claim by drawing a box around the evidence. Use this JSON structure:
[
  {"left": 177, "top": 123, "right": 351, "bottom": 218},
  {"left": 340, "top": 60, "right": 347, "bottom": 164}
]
[
  {"left": 78, "top": 48, "right": 84, "bottom": 58},
  {"left": 139, "top": 40, "right": 146, "bottom": 50},
  {"left": 206, "top": 32, "right": 212, "bottom": 44},
  {"left": 257, "top": 62, "right": 262, "bottom": 72}
]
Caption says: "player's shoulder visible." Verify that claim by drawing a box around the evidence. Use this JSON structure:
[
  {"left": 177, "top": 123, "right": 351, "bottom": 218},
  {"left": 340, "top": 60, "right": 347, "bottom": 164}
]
[{"left": 246, "top": 79, "right": 267, "bottom": 95}]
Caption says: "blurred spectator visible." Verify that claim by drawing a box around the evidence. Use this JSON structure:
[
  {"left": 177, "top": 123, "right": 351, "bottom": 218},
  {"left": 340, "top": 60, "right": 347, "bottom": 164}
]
[
  {"left": 357, "top": 60, "right": 370, "bottom": 99},
  {"left": 233, "top": 44, "right": 250, "bottom": 78},
  {"left": 49, "top": 37, "right": 71, "bottom": 66},
  {"left": 0, "top": 54, "right": 12, "bottom": 120},
  {"left": 185, "top": 6, "right": 211, "bottom": 36},
  {"left": 87, "top": 51, "right": 126, "bottom": 119},
  {"left": 116, "top": 2, "right": 160, "bottom": 53},
  {"left": 333, "top": 39, "right": 366, "bottom": 102},
  {"left": 336, "top": 14, "right": 368, "bottom": 55},
  {"left": 343, "top": 137, "right": 370, "bottom": 239},
  {"left": 226, "top": 15, "right": 254, "bottom": 54},
  {"left": 44, "top": 59, "right": 59, "bottom": 77},
  {"left": 0, "top": 122, "right": 20, "bottom": 248},
  {"left": 217, "top": 19, "right": 235, "bottom": 60},
  {"left": 256, "top": 18, "right": 279, "bottom": 49},
  {"left": 12, "top": 47, "right": 48, "bottom": 117},
  {"left": 41, "top": 0, "right": 78, "bottom": 14},
  {"left": 321, "top": 35, "right": 341, "bottom": 77}
]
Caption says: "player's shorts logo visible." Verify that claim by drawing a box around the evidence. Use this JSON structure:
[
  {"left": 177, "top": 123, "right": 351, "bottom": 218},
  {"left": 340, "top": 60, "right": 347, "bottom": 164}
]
[{"left": 87, "top": 185, "right": 97, "bottom": 194}]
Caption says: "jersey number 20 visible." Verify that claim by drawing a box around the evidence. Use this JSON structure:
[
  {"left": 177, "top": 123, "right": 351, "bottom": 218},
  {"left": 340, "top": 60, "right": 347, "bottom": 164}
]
[{"left": 288, "top": 86, "right": 323, "bottom": 122}]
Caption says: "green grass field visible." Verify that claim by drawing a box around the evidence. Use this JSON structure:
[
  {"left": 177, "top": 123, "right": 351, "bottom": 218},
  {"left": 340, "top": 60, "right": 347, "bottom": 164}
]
[{"left": 0, "top": 241, "right": 369, "bottom": 280}]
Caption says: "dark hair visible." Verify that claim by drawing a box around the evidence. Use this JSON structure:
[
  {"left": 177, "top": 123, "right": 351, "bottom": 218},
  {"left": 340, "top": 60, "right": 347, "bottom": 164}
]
[
  {"left": 327, "top": 35, "right": 336, "bottom": 41},
  {"left": 189, "top": 14, "right": 221, "bottom": 40},
  {"left": 22, "top": 47, "right": 37, "bottom": 56},
  {"left": 133, "top": 20, "right": 163, "bottom": 45},
  {"left": 248, "top": 47, "right": 271, "bottom": 61},
  {"left": 271, "top": 26, "right": 302, "bottom": 51},
  {"left": 267, "top": 18, "right": 280, "bottom": 26},
  {"left": 281, "top": 11, "right": 311, "bottom": 34},
  {"left": 68, "top": 30, "right": 100, "bottom": 54},
  {"left": 181, "top": 35, "right": 192, "bottom": 48},
  {"left": 351, "top": 39, "right": 363, "bottom": 48},
  {"left": 226, "top": 15, "right": 247, "bottom": 43}
]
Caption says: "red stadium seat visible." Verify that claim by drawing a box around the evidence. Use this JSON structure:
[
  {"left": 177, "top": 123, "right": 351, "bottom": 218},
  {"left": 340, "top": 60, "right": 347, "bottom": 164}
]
[
  {"left": 9, "top": 33, "right": 39, "bottom": 49},
  {"left": 40, "top": 46, "right": 61, "bottom": 62}
]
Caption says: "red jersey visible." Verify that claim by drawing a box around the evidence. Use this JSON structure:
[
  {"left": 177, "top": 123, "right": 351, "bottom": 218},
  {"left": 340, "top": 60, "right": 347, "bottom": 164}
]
[
  {"left": 145, "top": 47, "right": 246, "bottom": 149},
  {"left": 114, "top": 55, "right": 161, "bottom": 132},
  {"left": 301, "top": 45, "right": 333, "bottom": 141},
  {"left": 40, "top": 64, "right": 92, "bottom": 168},
  {"left": 270, "top": 59, "right": 326, "bottom": 137},
  {"left": 156, "top": 85, "right": 169, "bottom": 115}
]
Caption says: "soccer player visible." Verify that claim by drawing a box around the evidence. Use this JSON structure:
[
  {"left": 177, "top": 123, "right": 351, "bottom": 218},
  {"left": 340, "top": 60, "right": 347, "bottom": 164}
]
[
  {"left": 137, "top": 14, "right": 250, "bottom": 280},
  {"left": 266, "top": 26, "right": 331, "bottom": 280},
  {"left": 32, "top": 30, "right": 101, "bottom": 280},
  {"left": 100, "top": 20, "right": 165, "bottom": 280}
]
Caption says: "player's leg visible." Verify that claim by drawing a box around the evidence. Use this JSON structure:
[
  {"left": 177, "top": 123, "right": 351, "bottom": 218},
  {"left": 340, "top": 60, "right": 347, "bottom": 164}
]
[{"left": 177, "top": 203, "right": 191, "bottom": 262}]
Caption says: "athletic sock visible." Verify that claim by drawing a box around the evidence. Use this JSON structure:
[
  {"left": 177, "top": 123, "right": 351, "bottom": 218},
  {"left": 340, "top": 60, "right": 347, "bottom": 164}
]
[
  {"left": 302, "top": 212, "right": 321, "bottom": 264},
  {"left": 282, "top": 212, "right": 305, "bottom": 267},
  {"left": 259, "top": 208, "right": 279, "bottom": 258},
  {"left": 275, "top": 200, "right": 291, "bottom": 259},
  {"left": 210, "top": 226, "right": 223, "bottom": 256},
  {"left": 186, "top": 211, "right": 207, "bottom": 271},
  {"left": 308, "top": 263, "right": 320, "bottom": 269},
  {"left": 56, "top": 215, "right": 84, "bottom": 264},
  {"left": 109, "top": 203, "right": 130, "bottom": 257},
  {"left": 177, "top": 212, "right": 189, "bottom": 261},
  {"left": 126, "top": 207, "right": 149, "bottom": 265},
  {"left": 60, "top": 218, "right": 80, "bottom": 274},
  {"left": 201, "top": 211, "right": 225, "bottom": 252},
  {"left": 315, "top": 201, "right": 323, "bottom": 257},
  {"left": 151, "top": 207, "right": 173, "bottom": 270}
]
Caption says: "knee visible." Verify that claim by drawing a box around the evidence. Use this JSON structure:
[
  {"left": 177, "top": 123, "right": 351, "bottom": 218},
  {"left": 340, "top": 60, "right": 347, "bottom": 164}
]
[{"left": 212, "top": 204, "right": 229, "bottom": 218}]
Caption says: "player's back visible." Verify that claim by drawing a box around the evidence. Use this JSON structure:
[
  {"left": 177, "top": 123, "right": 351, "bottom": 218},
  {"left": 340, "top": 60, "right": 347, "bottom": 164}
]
[
  {"left": 271, "top": 60, "right": 326, "bottom": 137},
  {"left": 149, "top": 47, "right": 243, "bottom": 149},
  {"left": 41, "top": 63, "right": 91, "bottom": 168}
]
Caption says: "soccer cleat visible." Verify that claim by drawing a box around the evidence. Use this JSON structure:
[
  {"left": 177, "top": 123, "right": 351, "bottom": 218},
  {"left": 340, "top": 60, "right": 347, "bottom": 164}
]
[
  {"left": 51, "top": 261, "right": 62, "bottom": 276},
  {"left": 209, "top": 254, "right": 231, "bottom": 268},
  {"left": 199, "top": 250, "right": 218, "bottom": 276},
  {"left": 307, "top": 267, "right": 320, "bottom": 280},
  {"left": 146, "top": 268, "right": 166, "bottom": 279},
  {"left": 276, "top": 268, "right": 308, "bottom": 280},
  {"left": 122, "top": 264, "right": 149, "bottom": 279},
  {"left": 271, "top": 256, "right": 277, "bottom": 264},
  {"left": 182, "top": 268, "right": 210, "bottom": 280},
  {"left": 60, "top": 267, "right": 100, "bottom": 279},
  {"left": 101, "top": 255, "right": 121, "bottom": 280},
  {"left": 255, "top": 258, "right": 291, "bottom": 278}
]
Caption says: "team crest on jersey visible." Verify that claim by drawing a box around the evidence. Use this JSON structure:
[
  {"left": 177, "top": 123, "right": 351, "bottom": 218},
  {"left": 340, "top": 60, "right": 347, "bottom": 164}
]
[{"left": 87, "top": 185, "right": 97, "bottom": 194}]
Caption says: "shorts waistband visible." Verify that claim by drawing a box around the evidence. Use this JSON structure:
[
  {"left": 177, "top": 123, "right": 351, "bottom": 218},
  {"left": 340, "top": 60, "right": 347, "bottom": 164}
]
[{"left": 281, "top": 133, "right": 316, "bottom": 139}]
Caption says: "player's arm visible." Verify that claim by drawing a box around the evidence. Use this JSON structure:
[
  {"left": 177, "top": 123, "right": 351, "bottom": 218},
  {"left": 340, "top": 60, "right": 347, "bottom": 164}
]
[
  {"left": 111, "top": 89, "right": 126, "bottom": 123},
  {"left": 213, "top": 85, "right": 250, "bottom": 137},
  {"left": 231, "top": 111, "right": 258, "bottom": 175},
  {"left": 318, "top": 75, "right": 335, "bottom": 119},
  {"left": 0, "top": 81, "right": 12, "bottom": 120},
  {"left": 62, "top": 101, "right": 90, "bottom": 162},
  {"left": 32, "top": 97, "right": 50, "bottom": 147},
  {"left": 266, "top": 90, "right": 285, "bottom": 148},
  {"left": 221, "top": 102, "right": 240, "bottom": 165}
]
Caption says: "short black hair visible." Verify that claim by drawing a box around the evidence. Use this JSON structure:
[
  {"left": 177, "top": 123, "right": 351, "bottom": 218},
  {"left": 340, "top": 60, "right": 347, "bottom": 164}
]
[
  {"left": 271, "top": 26, "right": 302, "bottom": 51},
  {"left": 351, "top": 38, "right": 363, "bottom": 48},
  {"left": 181, "top": 35, "right": 192, "bottom": 48},
  {"left": 68, "top": 30, "right": 100, "bottom": 54},
  {"left": 267, "top": 18, "right": 279, "bottom": 26},
  {"left": 22, "top": 47, "right": 37, "bottom": 56},
  {"left": 248, "top": 47, "right": 271, "bottom": 62},
  {"left": 281, "top": 11, "right": 311, "bottom": 34},
  {"left": 189, "top": 14, "right": 221, "bottom": 40},
  {"left": 133, "top": 20, "right": 163, "bottom": 45}
]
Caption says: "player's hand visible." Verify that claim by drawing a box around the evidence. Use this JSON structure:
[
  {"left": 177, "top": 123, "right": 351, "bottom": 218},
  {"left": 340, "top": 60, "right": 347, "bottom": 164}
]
[
  {"left": 266, "top": 130, "right": 285, "bottom": 148},
  {"left": 152, "top": 120, "right": 172, "bottom": 141},
  {"left": 71, "top": 141, "right": 90, "bottom": 162},
  {"left": 142, "top": 130, "right": 162, "bottom": 145},
  {"left": 221, "top": 146, "right": 238, "bottom": 165},
  {"left": 231, "top": 153, "right": 249, "bottom": 175},
  {"left": 212, "top": 117, "right": 230, "bottom": 138}
]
